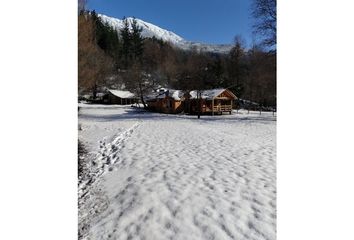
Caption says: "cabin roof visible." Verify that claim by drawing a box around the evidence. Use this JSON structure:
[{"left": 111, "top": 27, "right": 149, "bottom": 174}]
[
  {"left": 108, "top": 89, "right": 135, "bottom": 99},
  {"left": 96, "top": 92, "right": 106, "bottom": 97},
  {"left": 145, "top": 88, "right": 237, "bottom": 101},
  {"left": 145, "top": 89, "right": 184, "bottom": 101},
  {"left": 156, "top": 89, "right": 184, "bottom": 100},
  {"left": 189, "top": 89, "right": 237, "bottom": 100}
]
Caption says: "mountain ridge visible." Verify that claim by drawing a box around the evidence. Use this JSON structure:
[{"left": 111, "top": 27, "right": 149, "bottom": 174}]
[{"left": 98, "top": 14, "right": 233, "bottom": 54}]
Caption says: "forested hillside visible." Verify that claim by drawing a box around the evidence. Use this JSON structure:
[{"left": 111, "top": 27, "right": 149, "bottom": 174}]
[{"left": 78, "top": 9, "right": 276, "bottom": 107}]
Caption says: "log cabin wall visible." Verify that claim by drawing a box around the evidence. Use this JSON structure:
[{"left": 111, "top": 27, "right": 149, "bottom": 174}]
[
  {"left": 185, "top": 89, "right": 235, "bottom": 114},
  {"left": 147, "top": 97, "right": 183, "bottom": 114},
  {"left": 147, "top": 89, "right": 236, "bottom": 114}
]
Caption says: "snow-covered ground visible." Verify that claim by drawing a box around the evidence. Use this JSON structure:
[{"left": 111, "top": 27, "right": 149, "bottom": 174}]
[{"left": 78, "top": 104, "right": 276, "bottom": 240}]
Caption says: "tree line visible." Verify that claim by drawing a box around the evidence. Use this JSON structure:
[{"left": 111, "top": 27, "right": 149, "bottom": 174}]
[{"left": 78, "top": 6, "right": 276, "bottom": 107}]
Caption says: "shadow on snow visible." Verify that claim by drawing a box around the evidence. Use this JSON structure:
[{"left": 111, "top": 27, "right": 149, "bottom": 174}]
[{"left": 79, "top": 106, "right": 276, "bottom": 123}]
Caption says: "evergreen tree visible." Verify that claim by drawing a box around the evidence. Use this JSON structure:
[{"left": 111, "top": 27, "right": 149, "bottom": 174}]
[
  {"left": 120, "top": 17, "right": 131, "bottom": 68},
  {"left": 130, "top": 18, "right": 144, "bottom": 62},
  {"left": 205, "top": 58, "right": 226, "bottom": 88},
  {"left": 119, "top": 17, "right": 147, "bottom": 107},
  {"left": 228, "top": 36, "right": 246, "bottom": 97},
  {"left": 90, "top": 11, "right": 120, "bottom": 57}
]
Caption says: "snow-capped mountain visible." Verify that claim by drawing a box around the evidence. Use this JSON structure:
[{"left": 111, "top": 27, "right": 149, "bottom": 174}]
[{"left": 98, "top": 14, "right": 233, "bottom": 54}]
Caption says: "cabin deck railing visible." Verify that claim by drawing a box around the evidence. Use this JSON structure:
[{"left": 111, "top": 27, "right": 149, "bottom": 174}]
[{"left": 212, "top": 105, "right": 232, "bottom": 112}]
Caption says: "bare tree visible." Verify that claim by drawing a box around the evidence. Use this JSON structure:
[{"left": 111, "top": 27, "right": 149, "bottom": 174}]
[
  {"left": 78, "top": 14, "right": 114, "bottom": 96},
  {"left": 78, "top": 0, "right": 87, "bottom": 13},
  {"left": 246, "top": 44, "right": 276, "bottom": 107},
  {"left": 251, "top": 0, "right": 276, "bottom": 47}
]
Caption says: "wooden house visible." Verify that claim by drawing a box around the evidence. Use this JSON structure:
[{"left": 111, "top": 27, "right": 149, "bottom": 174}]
[
  {"left": 82, "top": 92, "right": 106, "bottom": 104},
  {"left": 184, "top": 88, "right": 237, "bottom": 115},
  {"left": 102, "top": 89, "right": 138, "bottom": 105},
  {"left": 146, "top": 89, "right": 184, "bottom": 114}
]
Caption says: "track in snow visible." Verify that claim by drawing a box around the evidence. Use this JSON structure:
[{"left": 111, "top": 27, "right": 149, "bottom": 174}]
[
  {"left": 78, "top": 121, "right": 140, "bottom": 239},
  {"left": 85, "top": 116, "right": 276, "bottom": 240}
]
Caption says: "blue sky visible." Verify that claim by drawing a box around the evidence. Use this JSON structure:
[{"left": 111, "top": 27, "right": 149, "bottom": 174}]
[{"left": 87, "top": 0, "right": 255, "bottom": 46}]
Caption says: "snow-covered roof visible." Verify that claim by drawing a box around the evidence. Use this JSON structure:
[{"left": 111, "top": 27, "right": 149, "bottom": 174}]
[
  {"left": 156, "top": 89, "right": 184, "bottom": 100},
  {"left": 144, "top": 94, "right": 156, "bottom": 101},
  {"left": 189, "top": 89, "right": 236, "bottom": 100},
  {"left": 108, "top": 89, "right": 135, "bottom": 99},
  {"left": 96, "top": 93, "right": 106, "bottom": 97},
  {"left": 145, "top": 88, "right": 236, "bottom": 101},
  {"left": 146, "top": 89, "right": 184, "bottom": 101},
  {"left": 171, "top": 90, "right": 184, "bottom": 100}
]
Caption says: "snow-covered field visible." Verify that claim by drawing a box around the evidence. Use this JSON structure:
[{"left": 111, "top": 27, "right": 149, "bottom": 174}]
[{"left": 78, "top": 104, "right": 276, "bottom": 240}]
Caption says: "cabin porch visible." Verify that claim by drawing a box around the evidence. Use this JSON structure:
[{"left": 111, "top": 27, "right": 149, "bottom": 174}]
[{"left": 189, "top": 99, "right": 233, "bottom": 114}]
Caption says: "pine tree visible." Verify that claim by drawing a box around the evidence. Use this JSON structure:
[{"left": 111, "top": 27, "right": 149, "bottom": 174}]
[
  {"left": 130, "top": 18, "right": 144, "bottom": 62},
  {"left": 228, "top": 36, "right": 246, "bottom": 97},
  {"left": 120, "top": 17, "right": 131, "bottom": 69}
]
